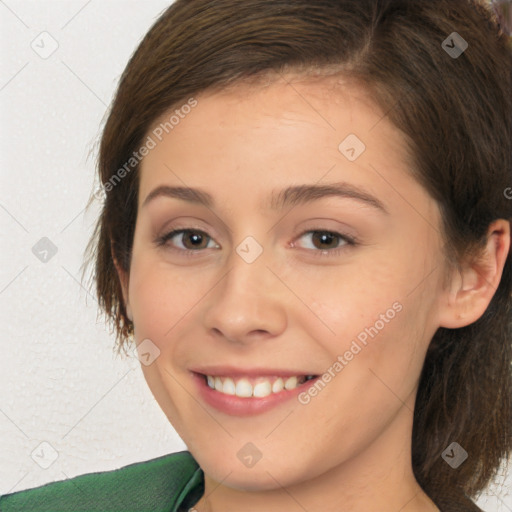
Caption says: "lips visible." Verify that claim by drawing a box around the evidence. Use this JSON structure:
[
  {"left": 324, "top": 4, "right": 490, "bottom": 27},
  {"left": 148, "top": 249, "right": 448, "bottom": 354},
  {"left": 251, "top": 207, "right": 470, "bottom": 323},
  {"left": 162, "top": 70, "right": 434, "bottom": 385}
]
[
  {"left": 189, "top": 366, "right": 320, "bottom": 414},
  {"left": 191, "top": 369, "right": 321, "bottom": 416}
]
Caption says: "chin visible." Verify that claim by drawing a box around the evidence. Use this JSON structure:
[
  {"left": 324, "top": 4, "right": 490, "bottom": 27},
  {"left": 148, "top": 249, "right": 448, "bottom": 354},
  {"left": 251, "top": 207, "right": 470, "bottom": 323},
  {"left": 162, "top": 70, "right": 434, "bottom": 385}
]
[
  {"left": 213, "top": 471, "right": 295, "bottom": 492},
  {"left": 196, "top": 449, "right": 310, "bottom": 491}
]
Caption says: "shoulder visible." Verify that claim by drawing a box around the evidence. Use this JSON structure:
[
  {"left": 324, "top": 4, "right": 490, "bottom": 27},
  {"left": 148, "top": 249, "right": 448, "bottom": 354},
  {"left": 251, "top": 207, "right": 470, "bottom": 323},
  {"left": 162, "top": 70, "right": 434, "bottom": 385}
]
[{"left": 0, "top": 450, "right": 202, "bottom": 512}]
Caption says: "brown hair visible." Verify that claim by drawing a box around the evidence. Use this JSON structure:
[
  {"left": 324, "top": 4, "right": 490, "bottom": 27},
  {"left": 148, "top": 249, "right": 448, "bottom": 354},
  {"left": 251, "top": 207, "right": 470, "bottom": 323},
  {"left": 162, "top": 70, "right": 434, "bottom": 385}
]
[{"left": 84, "top": 0, "right": 512, "bottom": 509}]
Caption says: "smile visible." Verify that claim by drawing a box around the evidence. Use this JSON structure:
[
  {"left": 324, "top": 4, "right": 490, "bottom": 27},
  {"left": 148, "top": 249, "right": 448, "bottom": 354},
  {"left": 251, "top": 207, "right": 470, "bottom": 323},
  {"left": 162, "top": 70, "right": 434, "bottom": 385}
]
[
  {"left": 191, "top": 367, "right": 321, "bottom": 416},
  {"left": 205, "top": 374, "right": 317, "bottom": 398}
]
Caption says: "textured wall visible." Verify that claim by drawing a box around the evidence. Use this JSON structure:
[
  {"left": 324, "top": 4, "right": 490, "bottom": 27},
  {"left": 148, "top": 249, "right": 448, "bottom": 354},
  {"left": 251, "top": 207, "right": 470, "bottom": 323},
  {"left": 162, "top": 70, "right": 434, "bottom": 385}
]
[
  {"left": 0, "top": 1, "right": 510, "bottom": 510},
  {"left": 0, "top": 0, "right": 187, "bottom": 497}
]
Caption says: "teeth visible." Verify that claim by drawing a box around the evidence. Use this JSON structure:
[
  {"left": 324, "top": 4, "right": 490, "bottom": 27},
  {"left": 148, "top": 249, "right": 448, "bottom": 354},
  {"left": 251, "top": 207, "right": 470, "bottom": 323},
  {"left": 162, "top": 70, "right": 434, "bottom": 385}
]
[
  {"left": 272, "top": 378, "right": 284, "bottom": 393},
  {"left": 205, "top": 374, "right": 316, "bottom": 398},
  {"left": 253, "top": 381, "right": 272, "bottom": 398},
  {"left": 235, "top": 379, "right": 253, "bottom": 397},
  {"left": 222, "top": 378, "right": 236, "bottom": 395},
  {"left": 284, "top": 376, "right": 298, "bottom": 390}
]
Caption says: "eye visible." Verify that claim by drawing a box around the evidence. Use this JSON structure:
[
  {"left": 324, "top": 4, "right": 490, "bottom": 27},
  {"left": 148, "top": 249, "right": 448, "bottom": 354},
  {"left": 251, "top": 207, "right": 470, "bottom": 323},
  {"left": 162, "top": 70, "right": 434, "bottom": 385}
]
[
  {"left": 154, "top": 227, "right": 357, "bottom": 258},
  {"left": 155, "top": 229, "right": 219, "bottom": 252},
  {"left": 292, "top": 229, "right": 356, "bottom": 257}
]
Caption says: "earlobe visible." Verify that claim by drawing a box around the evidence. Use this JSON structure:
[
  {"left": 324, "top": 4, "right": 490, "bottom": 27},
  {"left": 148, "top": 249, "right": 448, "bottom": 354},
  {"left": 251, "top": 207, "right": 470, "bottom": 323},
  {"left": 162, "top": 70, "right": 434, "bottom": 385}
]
[
  {"left": 111, "top": 245, "right": 133, "bottom": 322},
  {"left": 438, "top": 219, "right": 510, "bottom": 329}
]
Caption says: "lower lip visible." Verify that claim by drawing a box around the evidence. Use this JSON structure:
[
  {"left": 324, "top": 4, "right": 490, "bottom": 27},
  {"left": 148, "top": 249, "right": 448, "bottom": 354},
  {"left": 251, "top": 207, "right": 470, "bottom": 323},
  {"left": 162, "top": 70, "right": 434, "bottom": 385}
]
[{"left": 191, "top": 372, "right": 320, "bottom": 417}]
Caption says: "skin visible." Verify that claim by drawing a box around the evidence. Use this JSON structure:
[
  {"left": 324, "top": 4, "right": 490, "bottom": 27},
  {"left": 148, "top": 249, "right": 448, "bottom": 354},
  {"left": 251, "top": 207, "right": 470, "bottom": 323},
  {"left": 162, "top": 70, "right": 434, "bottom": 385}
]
[{"left": 114, "top": 73, "right": 510, "bottom": 512}]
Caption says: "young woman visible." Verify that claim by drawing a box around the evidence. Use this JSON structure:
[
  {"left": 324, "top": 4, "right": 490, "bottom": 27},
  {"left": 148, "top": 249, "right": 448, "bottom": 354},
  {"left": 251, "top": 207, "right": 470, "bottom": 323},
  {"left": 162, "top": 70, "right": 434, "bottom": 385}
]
[{"left": 1, "top": 1, "right": 511, "bottom": 511}]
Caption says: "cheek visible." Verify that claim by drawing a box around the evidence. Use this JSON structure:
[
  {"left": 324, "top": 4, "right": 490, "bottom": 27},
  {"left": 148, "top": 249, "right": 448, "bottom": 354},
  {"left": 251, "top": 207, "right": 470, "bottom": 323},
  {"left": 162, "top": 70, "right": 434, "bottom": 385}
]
[
  {"left": 286, "top": 255, "right": 405, "bottom": 336},
  {"left": 128, "top": 260, "right": 196, "bottom": 344},
  {"left": 297, "top": 256, "right": 435, "bottom": 375}
]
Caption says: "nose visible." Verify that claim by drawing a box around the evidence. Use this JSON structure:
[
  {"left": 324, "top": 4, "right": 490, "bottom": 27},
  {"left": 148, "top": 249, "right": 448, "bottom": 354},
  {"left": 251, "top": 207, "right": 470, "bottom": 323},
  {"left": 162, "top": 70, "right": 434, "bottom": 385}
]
[{"left": 201, "top": 246, "right": 288, "bottom": 346}]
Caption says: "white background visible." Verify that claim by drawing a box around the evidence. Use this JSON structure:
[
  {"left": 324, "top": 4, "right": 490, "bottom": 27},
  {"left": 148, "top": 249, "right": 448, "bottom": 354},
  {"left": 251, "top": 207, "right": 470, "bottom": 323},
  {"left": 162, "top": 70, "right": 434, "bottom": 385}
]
[{"left": 0, "top": 1, "right": 510, "bottom": 510}]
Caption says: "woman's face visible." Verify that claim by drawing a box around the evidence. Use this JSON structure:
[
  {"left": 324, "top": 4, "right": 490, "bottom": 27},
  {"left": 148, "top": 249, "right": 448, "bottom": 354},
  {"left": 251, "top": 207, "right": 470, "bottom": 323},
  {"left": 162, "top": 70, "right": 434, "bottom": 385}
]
[{"left": 122, "top": 75, "right": 450, "bottom": 491}]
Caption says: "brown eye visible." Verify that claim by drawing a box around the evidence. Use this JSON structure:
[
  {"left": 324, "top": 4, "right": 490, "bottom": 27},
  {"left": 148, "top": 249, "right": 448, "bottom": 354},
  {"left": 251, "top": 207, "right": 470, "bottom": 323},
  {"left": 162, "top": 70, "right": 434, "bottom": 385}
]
[
  {"left": 310, "top": 231, "right": 342, "bottom": 250},
  {"left": 296, "top": 230, "right": 353, "bottom": 251},
  {"left": 156, "top": 229, "right": 218, "bottom": 251},
  {"left": 291, "top": 229, "right": 357, "bottom": 259},
  {"left": 179, "top": 230, "right": 210, "bottom": 250}
]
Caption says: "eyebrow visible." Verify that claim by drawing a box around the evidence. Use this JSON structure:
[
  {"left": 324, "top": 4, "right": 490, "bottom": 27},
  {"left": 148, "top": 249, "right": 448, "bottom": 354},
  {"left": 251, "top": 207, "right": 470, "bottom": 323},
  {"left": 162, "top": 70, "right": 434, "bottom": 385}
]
[{"left": 142, "top": 182, "right": 388, "bottom": 214}]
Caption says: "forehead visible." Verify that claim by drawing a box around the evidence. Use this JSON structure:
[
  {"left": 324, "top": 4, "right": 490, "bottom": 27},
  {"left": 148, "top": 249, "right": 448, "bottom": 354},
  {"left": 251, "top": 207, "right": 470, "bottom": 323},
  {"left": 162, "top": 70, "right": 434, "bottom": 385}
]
[
  {"left": 172, "top": 73, "right": 386, "bottom": 133},
  {"left": 137, "top": 74, "right": 421, "bottom": 214},
  {"left": 144, "top": 71, "right": 409, "bottom": 148}
]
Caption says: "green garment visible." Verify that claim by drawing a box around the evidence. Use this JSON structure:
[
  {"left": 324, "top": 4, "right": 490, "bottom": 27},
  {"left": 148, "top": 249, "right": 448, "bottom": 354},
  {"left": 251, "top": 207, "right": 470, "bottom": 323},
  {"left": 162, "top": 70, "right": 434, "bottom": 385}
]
[
  {"left": 0, "top": 449, "right": 485, "bottom": 512},
  {"left": 0, "top": 450, "right": 204, "bottom": 512}
]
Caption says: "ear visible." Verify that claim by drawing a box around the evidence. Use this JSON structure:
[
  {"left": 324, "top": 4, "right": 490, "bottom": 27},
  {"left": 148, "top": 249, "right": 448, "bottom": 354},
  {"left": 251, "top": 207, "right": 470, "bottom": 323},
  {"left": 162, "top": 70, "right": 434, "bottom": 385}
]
[
  {"left": 438, "top": 219, "right": 510, "bottom": 329},
  {"left": 111, "top": 243, "right": 133, "bottom": 322}
]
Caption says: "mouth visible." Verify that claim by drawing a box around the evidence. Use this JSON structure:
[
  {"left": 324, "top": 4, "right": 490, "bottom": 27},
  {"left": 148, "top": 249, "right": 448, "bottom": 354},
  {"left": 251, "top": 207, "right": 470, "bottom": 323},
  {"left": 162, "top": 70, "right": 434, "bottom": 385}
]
[
  {"left": 190, "top": 368, "right": 320, "bottom": 416},
  {"left": 204, "top": 374, "right": 318, "bottom": 398}
]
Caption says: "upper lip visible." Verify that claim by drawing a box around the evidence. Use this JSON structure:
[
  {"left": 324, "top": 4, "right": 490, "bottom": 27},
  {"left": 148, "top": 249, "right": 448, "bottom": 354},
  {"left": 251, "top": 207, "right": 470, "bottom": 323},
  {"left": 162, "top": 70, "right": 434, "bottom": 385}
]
[{"left": 190, "top": 366, "right": 318, "bottom": 378}]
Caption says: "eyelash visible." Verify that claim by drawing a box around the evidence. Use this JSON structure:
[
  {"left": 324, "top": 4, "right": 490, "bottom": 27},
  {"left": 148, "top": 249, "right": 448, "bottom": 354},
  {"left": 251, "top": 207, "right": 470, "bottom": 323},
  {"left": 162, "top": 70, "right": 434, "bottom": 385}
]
[{"left": 154, "top": 227, "right": 357, "bottom": 258}]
